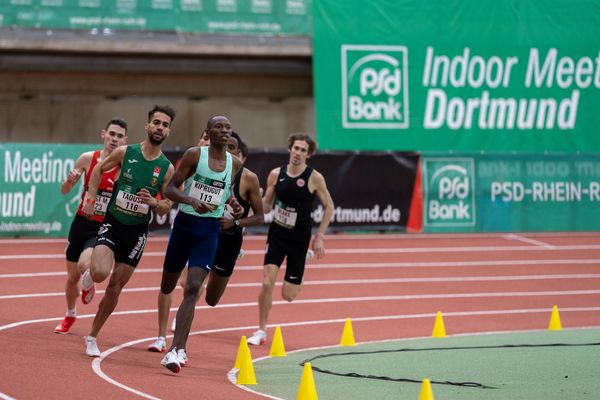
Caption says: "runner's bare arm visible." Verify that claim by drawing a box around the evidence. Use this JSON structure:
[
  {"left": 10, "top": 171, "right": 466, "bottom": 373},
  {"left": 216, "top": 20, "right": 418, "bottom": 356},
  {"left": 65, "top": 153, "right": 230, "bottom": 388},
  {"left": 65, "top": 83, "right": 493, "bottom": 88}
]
[
  {"left": 240, "top": 171, "right": 264, "bottom": 227},
  {"left": 164, "top": 147, "right": 212, "bottom": 214},
  {"left": 60, "top": 151, "right": 92, "bottom": 195},
  {"left": 81, "top": 146, "right": 126, "bottom": 218},
  {"left": 310, "top": 171, "right": 334, "bottom": 259},
  {"left": 227, "top": 156, "right": 245, "bottom": 218},
  {"left": 221, "top": 170, "right": 264, "bottom": 230},
  {"left": 262, "top": 167, "right": 280, "bottom": 214}
]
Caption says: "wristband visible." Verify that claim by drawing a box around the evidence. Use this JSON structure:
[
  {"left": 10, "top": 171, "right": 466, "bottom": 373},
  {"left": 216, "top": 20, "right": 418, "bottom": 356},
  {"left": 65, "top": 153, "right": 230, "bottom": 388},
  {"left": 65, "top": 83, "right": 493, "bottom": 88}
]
[{"left": 264, "top": 211, "right": 274, "bottom": 224}]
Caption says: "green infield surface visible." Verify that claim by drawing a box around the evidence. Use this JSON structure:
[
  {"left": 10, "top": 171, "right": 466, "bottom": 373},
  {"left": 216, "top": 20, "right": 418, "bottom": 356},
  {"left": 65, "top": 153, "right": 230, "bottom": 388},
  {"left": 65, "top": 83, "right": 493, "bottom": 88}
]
[{"left": 241, "top": 328, "right": 600, "bottom": 400}]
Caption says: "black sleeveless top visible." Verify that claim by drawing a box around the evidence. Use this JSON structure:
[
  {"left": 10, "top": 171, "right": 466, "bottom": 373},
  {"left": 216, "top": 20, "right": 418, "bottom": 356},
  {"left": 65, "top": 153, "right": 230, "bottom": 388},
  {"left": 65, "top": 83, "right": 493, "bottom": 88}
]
[
  {"left": 223, "top": 169, "right": 250, "bottom": 235},
  {"left": 233, "top": 169, "right": 250, "bottom": 220},
  {"left": 268, "top": 165, "right": 315, "bottom": 241}
]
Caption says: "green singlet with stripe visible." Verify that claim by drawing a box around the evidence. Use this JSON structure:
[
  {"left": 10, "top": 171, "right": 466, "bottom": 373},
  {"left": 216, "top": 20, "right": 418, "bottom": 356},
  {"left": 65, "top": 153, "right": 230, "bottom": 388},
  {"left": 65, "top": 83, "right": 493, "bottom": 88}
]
[
  {"left": 108, "top": 143, "right": 171, "bottom": 225},
  {"left": 179, "top": 146, "right": 233, "bottom": 218}
]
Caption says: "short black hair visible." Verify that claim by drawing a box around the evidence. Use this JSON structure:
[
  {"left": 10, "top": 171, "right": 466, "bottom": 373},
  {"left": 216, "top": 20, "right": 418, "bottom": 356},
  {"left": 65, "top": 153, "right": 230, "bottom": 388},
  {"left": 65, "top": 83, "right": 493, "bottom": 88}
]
[
  {"left": 105, "top": 118, "right": 128, "bottom": 132},
  {"left": 148, "top": 105, "right": 176, "bottom": 123},
  {"left": 230, "top": 131, "right": 248, "bottom": 158},
  {"left": 207, "top": 115, "right": 229, "bottom": 129}
]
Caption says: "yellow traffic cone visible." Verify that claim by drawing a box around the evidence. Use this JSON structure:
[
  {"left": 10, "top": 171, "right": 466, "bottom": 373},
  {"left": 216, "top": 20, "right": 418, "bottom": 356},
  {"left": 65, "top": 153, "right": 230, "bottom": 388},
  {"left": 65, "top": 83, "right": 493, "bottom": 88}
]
[
  {"left": 432, "top": 311, "right": 447, "bottom": 338},
  {"left": 236, "top": 345, "right": 256, "bottom": 385},
  {"left": 419, "top": 378, "right": 435, "bottom": 400},
  {"left": 296, "top": 362, "right": 318, "bottom": 400},
  {"left": 269, "top": 326, "right": 287, "bottom": 357},
  {"left": 234, "top": 336, "right": 249, "bottom": 369},
  {"left": 340, "top": 318, "right": 356, "bottom": 346},
  {"left": 548, "top": 305, "right": 562, "bottom": 331}
]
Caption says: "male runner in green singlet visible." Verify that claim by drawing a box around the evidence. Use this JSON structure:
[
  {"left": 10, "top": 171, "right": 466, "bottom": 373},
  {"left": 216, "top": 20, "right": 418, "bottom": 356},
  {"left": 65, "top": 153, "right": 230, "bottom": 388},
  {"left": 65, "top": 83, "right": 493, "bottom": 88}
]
[{"left": 80, "top": 105, "right": 176, "bottom": 357}]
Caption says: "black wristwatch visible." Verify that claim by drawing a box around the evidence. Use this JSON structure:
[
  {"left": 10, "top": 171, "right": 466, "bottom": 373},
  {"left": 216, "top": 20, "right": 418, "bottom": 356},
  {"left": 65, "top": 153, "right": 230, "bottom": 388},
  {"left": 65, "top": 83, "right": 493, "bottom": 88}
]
[{"left": 233, "top": 219, "right": 241, "bottom": 228}]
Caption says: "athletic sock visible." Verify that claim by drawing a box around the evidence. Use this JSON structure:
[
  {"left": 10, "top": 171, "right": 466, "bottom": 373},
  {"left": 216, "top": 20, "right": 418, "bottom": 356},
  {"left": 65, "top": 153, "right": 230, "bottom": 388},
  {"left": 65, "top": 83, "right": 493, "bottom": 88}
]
[{"left": 67, "top": 308, "right": 76, "bottom": 317}]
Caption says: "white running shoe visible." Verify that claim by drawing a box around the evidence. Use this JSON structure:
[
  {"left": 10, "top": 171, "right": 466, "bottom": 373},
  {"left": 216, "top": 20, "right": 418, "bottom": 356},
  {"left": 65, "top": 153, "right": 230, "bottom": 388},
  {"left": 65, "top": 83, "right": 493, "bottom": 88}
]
[
  {"left": 171, "top": 317, "right": 176, "bottom": 332},
  {"left": 306, "top": 250, "right": 314, "bottom": 260},
  {"left": 161, "top": 348, "right": 181, "bottom": 373},
  {"left": 247, "top": 329, "right": 267, "bottom": 346},
  {"left": 177, "top": 349, "right": 188, "bottom": 366},
  {"left": 237, "top": 249, "right": 245, "bottom": 260},
  {"left": 148, "top": 336, "right": 167, "bottom": 352},
  {"left": 85, "top": 336, "right": 101, "bottom": 357}
]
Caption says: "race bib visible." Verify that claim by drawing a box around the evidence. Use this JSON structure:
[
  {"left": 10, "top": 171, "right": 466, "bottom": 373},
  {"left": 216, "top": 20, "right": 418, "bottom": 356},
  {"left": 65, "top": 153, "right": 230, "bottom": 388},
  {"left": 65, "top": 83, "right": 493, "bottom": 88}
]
[
  {"left": 273, "top": 201, "right": 297, "bottom": 229},
  {"left": 115, "top": 190, "right": 149, "bottom": 215},
  {"left": 94, "top": 192, "right": 111, "bottom": 214},
  {"left": 189, "top": 176, "right": 225, "bottom": 207}
]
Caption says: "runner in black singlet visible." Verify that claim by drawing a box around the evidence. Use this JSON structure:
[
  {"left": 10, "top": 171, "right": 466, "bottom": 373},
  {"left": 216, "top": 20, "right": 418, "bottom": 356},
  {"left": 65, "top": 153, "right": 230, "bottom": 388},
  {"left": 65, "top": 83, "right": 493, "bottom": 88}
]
[{"left": 247, "top": 133, "right": 334, "bottom": 346}]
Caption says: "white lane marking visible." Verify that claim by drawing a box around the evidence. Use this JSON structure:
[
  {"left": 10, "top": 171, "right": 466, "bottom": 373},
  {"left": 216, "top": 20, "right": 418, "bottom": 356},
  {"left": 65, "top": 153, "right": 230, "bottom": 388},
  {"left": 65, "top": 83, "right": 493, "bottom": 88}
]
[
  {"left": 94, "top": 308, "right": 600, "bottom": 399},
  {"left": 1, "top": 231, "right": 599, "bottom": 245},
  {"left": 503, "top": 234, "right": 556, "bottom": 249},
  {"left": 0, "top": 254, "right": 66, "bottom": 260},
  {"left": 4, "top": 273, "right": 600, "bottom": 300},
  {"left": 236, "top": 324, "right": 600, "bottom": 398},
  {"left": 3, "top": 243, "right": 600, "bottom": 260},
  {"left": 4, "top": 291, "right": 600, "bottom": 332},
  {"left": 91, "top": 350, "right": 161, "bottom": 400},
  {"left": 2, "top": 288, "right": 599, "bottom": 399},
  {"left": 3, "top": 258, "right": 600, "bottom": 280}
]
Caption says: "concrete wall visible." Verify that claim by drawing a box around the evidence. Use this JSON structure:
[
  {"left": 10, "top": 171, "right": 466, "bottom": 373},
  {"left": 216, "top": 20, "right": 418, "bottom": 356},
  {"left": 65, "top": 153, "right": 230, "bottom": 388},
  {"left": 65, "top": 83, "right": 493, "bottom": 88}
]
[{"left": 0, "top": 94, "right": 314, "bottom": 150}]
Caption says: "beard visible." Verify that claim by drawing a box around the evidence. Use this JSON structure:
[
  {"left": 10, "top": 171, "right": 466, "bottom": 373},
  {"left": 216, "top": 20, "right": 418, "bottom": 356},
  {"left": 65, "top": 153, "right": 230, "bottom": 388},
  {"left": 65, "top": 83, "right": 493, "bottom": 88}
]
[{"left": 148, "top": 132, "right": 166, "bottom": 145}]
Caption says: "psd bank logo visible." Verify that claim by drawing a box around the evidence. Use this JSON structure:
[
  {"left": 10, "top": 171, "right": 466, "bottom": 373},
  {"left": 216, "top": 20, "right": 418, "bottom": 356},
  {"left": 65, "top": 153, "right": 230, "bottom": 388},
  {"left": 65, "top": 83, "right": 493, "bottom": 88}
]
[
  {"left": 341, "top": 45, "right": 409, "bottom": 129},
  {"left": 423, "top": 158, "right": 476, "bottom": 227}
]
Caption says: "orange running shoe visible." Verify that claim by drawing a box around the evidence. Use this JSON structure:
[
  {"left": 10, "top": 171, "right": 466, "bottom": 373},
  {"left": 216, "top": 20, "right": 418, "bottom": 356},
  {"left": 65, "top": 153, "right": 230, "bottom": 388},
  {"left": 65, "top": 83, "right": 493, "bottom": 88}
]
[{"left": 54, "top": 316, "right": 76, "bottom": 334}]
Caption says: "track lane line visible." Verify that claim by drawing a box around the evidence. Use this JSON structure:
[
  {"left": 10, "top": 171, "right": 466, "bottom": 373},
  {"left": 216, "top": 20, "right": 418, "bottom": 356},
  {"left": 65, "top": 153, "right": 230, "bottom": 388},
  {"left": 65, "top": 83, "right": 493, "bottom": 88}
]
[
  {"left": 1, "top": 231, "right": 599, "bottom": 245},
  {"left": 92, "top": 308, "right": 600, "bottom": 400},
  {"left": 503, "top": 234, "right": 556, "bottom": 249},
  {"left": 3, "top": 258, "right": 600, "bottom": 280},
  {"left": 3, "top": 243, "right": 600, "bottom": 260},
  {"left": 235, "top": 324, "right": 600, "bottom": 399},
  {"left": 4, "top": 292, "right": 600, "bottom": 331},
  {"left": 2, "top": 232, "right": 599, "bottom": 399},
  {"left": 3, "top": 274, "right": 600, "bottom": 300}
]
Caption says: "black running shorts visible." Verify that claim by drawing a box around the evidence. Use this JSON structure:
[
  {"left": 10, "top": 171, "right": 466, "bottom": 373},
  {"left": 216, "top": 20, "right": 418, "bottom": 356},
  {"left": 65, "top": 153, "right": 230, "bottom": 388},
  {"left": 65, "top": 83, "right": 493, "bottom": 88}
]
[
  {"left": 65, "top": 214, "right": 102, "bottom": 262},
  {"left": 263, "top": 232, "right": 310, "bottom": 285},
  {"left": 95, "top": 212, "right": 148, "bottom": 268},
  {"left": 212, "top": 229, "right": 244, "bottom": 278}
]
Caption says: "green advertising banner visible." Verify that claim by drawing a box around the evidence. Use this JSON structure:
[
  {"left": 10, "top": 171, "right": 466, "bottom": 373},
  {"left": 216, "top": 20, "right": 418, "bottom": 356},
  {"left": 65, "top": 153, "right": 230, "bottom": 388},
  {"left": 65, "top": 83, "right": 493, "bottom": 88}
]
[
  {"left": 0, "top": 143, "right": 94, "bottom": 237},
  {"left": 422, "top": 153, "right": 600, "bottom": 232},
  {"left": 0, "top": 0, "right": 310, "bottom": 35},
  {"left": 313, "top": 0, "right": 600, "bottom": 152}
]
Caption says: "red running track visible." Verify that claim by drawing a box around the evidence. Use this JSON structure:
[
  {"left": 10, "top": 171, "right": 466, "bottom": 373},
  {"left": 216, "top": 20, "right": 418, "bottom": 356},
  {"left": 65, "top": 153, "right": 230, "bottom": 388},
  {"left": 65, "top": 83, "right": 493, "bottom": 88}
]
[{"left": 1, "top": 232, "right": 600, "bottom": 399}]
